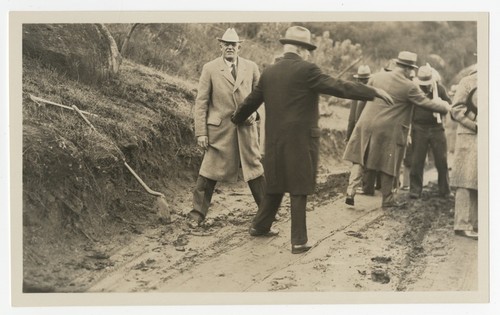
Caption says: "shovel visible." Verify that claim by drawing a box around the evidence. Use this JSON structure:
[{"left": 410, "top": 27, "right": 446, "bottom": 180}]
[{"left": 70, "top": 104, "right": 171, "bottom": 223}]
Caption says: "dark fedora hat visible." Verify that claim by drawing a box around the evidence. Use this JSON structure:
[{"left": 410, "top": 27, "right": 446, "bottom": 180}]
[
  {"left": 279, "top": 26, "right": 317, "bottom": 51},
  {"left": 395, "top": 51, "right": 419, "bottom": 69}
]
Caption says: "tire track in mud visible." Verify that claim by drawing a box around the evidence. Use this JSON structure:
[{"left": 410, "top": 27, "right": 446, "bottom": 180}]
[{"left": 85, "top": 173, "right": 473, "bottom": 293}]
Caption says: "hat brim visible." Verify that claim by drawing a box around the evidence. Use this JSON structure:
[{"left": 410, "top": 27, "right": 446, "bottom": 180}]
[
  {"left": 396, "top": 60, "right": 419, "bottom": 69},
  {"left": 217, "top": 38, "right": 243, "bottom": 43},
  {"left": 279, "top": 38, "right": 317, "bottom": 51},
  {"left": 417, "top": 78, "right": 433, "bottom": 86}
]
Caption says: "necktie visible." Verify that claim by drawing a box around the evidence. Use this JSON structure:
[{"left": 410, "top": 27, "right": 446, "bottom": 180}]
[{"left": 231, "top": 63, "right": 237, "bottom": 80}]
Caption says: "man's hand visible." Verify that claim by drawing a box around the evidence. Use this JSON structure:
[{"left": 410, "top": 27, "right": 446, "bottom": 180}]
[
  {"left": 197, "top": 136, "right": 209, "bottom": 150},
  {"left": 244, "top": 113, "right": 256, "bottom": 126},
  {"left": 375, "top": 88, "right": 394, "bottom": 106}
]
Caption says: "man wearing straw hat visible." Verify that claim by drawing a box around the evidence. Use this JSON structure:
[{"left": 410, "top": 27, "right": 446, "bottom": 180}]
[
  {"left": 232, "top": 26, "right": 394, "bottom": 254},
  {"left": 190, "top": 28, "right": 265, "bottom": 226},
  {"left": 343, "top": 51, "right": 451, "bottom": 208},
  {"left": 409, "top": 64, "right": 452, "bottom": 199}
]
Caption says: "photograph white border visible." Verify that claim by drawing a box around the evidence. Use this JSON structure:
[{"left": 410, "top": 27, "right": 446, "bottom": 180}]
[{"left": 2, "top": 1, "right": 499, "bottom": 315}]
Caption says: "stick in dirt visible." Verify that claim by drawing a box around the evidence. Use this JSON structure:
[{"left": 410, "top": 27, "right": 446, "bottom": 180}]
[{"left": 70, "top": 104, "right": 171, "bottom": 223}]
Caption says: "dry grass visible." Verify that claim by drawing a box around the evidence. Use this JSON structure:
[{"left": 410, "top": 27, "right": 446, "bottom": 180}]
[{"left": 22, "top": 56, "right": 202, "bottom": 247}]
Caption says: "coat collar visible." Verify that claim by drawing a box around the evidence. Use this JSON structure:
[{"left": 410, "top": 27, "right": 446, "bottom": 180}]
[
  {"left": 283, "top": 52, "right": 302, "bottom": 61},
  {"left": 218, "top": 57, "right": 247, "bottom": 91}
]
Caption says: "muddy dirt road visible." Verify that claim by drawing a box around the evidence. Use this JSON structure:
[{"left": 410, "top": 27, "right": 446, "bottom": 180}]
[{"left": 64, "top": 170, "right": 477, "bottom": 294}]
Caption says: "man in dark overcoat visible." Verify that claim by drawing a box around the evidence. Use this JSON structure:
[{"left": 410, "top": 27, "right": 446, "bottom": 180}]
[
  {"left": 231, "top": 26, "right": 394, "bottom": 254},
  {"left": 343, "top": 51, "right": 450, "bottom": 208}
]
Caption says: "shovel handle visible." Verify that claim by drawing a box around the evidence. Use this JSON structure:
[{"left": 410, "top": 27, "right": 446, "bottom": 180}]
[
  {"left": 72, "top": 104, "right": 163, "bottom": 198},
  {"left": 124, "top": 162, "right": 164, "bottom": 197},
  {"left": 72, "top": 105, "right": 97, "bottom": 131},
  {"left": 29, "top": 94, "right": 98, "bottom": 117}
]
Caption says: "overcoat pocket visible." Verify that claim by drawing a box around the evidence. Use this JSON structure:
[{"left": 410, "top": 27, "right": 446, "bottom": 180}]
[{"left": 207, "top": 116, "right": 222, "bottom": 126}]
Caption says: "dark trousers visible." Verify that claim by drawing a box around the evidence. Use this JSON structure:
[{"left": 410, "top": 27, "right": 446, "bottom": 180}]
[
  {"left": 192, "top": 175, "right": 266, "bottom": 218},
  {"left": 409, "top": 124, "right": 450, "bottom": 197},
  {"left": 362, "top": 170, "right": 381, "bottom": 194},
  {"left": 252, "top": 193, "right": 308, "bottom": 245},
  {"left": 365, "top": 170, "right": 396, "bottom": 206}
]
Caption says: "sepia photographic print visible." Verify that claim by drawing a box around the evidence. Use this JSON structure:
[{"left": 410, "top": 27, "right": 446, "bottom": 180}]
[{"left": 8, "top": 9, "right": 490, "bottom": 310}]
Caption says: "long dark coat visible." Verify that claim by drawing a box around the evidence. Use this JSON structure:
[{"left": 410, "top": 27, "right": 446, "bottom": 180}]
[
  {"left": 343, "top": 70, "right": 449, "bottom": 177},
  {"left": 232, "top": 52, "right": 377, "bottom": 195}
]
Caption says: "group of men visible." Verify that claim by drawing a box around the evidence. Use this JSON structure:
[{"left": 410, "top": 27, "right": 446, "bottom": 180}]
[
  {"left": 187, "top": 25, "right": 479, "bottom": 255},
  {"left": 344, "top": 59, "right": 453, "bottom": 202},
  {"left": 343, "top": 55, "right": 478, "bottom": 240}
]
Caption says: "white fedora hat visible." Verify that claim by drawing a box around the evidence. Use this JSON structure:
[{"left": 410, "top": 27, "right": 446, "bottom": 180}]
[
  {"left": 353, "top": 65, "right": 372, "bottom": 79},
  {"left": 217, "top": 28, "right": 243, "bottom": 43},
  {"left": 416, "top": 64, "right": 434, "bottom": 85}
]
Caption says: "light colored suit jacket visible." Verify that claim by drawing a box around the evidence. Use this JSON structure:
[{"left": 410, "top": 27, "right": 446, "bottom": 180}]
[
  {"left": 194, "top": 56, "right": 263, "bottom": 182},
  {"left": 450, "top": 71, "right": 477, "bottom": 189}
]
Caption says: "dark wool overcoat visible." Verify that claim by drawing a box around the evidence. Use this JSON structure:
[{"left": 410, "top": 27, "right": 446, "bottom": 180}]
[
  {"left": 232, "top": 52, "right": 377, "bottom": 195},
  {"left": 343, "top": 70, "right": 449, "bottom": 177}
]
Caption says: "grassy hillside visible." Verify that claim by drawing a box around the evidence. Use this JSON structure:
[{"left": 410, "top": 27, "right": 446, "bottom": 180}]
[{"left": 22, "top": 57, "right": 203, "bottom": 290}]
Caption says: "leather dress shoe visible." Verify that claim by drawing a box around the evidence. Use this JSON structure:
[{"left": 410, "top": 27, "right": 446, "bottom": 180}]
[
  {"left": 291, "top": 243, "right": 312, "bottom": 254},
  {"left": 345, "top": 196, "right": 355, "bottom": 206},
  {"left": 382, "top": 201, "right": 407, "bottom": 208},
  {"left": 455, "top": 230, "right": 478, "bottom": 240},
  {"left": 187, "top": 210, "right": 204, "bottom": 228},
  {"left": 249, "top": 227, "right": 279, "bottom": 237}
]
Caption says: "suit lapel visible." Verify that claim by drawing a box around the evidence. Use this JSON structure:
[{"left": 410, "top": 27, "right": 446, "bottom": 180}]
[
  {"left": 233, "top": 58, "right": 247, "bottom": 92},
  {"left": 218, "top": 57, "right": 235, "bottom": 85}
]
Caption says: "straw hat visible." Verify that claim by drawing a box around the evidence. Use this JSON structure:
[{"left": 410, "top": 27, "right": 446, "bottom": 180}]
[
  {"left": 353, "top": 65, "right": 372, "bottom": 79},
  {"left": 416, "top": 65, "right": 434, "bottom": 85},
  {"left": 395, "top": 51, "right": 419, "bottom": 69}
]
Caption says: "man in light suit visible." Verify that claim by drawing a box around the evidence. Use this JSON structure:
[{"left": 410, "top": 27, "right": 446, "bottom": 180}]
[
  {"left": 451, "top": 69, "right": 478, "bottom": 240},
  {"left": 189, "top": 28, "right": 265, "bottom": 226},
  {"left": 232, "top": 26, "right": 394, "bottom": 254},
  {"left": 343, "top": 51, "right": 451, "bottom": 208}
]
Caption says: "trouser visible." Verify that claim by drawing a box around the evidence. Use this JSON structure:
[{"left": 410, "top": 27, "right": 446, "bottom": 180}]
[
  {"left": 364, "top": 170, "right": 397, "bottom": 206},
  {"left": 454, "top": 188, "right": 478, "bottom": 231},
  {"left": 363, "top": 169, "right": 381, "bottom": 194},
  {"left": 192, "top": 174, "right": 266, "bottom": 218},
  {"left": 409, "top": 124, "right": 450, "bottom": 196},
  {"left": 252, "top": 193, "right": 308, "bottom": 245},
  {"left": 346, "top": 163, "right": 364, "bottom": 197}
]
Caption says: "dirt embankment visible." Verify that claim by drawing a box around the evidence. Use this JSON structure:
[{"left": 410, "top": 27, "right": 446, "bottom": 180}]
[{"left": 22, "top": 57, "right": 202, "bottom": 292}]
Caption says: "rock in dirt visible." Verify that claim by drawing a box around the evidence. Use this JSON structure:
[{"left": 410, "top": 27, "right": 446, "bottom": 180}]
[
  {"left": 86, "top": 252, "right": 110, "bottom": 260},
  {"left": 371, "top": 269, "right": 391, "bottom": 284},
  {"left": 371, "top": 256, "right": 392, "bottom": 263},
  {"left": 345, "top": 230, "right": 366, "bottom": 239}
]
